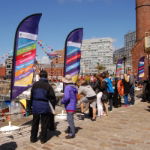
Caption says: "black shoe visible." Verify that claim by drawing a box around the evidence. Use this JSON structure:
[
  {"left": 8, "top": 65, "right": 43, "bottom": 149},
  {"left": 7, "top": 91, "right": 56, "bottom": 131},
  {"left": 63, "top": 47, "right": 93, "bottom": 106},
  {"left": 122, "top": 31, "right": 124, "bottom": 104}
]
[
  {"left": 30, "top": 138, "right": 37, "bottom": 143},
  {"left": 65, "top": 135, "right": 75, "bottom": 139},
  {"left": 40, "top": 140, "right": 47, "bottom": 144},
  {"left": 91, "top": 118, "right": 96, "bottom": 121},
  {"left": 48, "top": 127, "right": 56, "bottom": 131}
]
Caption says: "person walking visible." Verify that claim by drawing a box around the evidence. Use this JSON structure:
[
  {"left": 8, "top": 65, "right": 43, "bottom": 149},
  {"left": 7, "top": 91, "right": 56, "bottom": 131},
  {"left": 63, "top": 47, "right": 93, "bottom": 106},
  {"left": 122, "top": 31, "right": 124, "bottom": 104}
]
[
  {"left": 30, "top": 70, "right": 56, "bottom": 144},
  {"left": 61, "top": 75, "right": 78, "bottom": 139}
]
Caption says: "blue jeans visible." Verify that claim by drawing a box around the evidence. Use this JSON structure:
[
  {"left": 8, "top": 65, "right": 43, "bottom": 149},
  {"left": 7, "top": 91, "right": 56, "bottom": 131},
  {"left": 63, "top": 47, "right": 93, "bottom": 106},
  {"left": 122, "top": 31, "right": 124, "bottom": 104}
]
[
  {"left": 67, "top": 112, "right": 75, "bottom": 136},
  {"left": 124, "top": 94, "right": 129, "bottom": 105}
]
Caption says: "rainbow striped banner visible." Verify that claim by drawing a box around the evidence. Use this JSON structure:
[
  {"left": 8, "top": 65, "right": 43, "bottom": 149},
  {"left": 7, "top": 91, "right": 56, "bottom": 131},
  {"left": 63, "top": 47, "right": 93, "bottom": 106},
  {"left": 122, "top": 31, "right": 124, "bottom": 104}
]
[
  {"left": 116, "top": 58, "right": 123, "bottom": 77},
  {"left": 64, "top": 28, "right": 83, "bottom": 83},
  {"left": 10, "top": 14, "right": 42, "bottom": 100},
  {"left": 138, "top": 56, "right": 145, "bottom": 79}
]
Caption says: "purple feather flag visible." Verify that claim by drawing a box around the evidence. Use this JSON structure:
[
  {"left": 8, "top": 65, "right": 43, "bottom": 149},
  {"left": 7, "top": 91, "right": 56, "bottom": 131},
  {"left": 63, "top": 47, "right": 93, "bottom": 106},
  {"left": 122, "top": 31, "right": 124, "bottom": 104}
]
[
  {"left": 10, "top": 13, "right": 42, "bottom": 100},
  {"left": 64, "top": 28, "right": 83, "bottom": 83}
]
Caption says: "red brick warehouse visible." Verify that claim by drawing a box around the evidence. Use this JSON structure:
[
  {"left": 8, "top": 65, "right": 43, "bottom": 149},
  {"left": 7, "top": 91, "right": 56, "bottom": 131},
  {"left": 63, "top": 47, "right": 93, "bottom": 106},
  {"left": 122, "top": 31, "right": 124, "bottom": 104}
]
[{"left": 132, "top": 0, "right": 150, "bottom": 79}]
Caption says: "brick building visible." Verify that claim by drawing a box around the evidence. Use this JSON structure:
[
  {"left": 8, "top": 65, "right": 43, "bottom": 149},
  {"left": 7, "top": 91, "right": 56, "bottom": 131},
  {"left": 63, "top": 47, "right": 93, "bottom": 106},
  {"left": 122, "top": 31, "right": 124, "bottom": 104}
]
[
  {"left": 132, "top": 0, "right": 150, "bottom": 79},
  {"left": 39, "top": 49, "right": 64, "bottom": 79},
  {"left": 0, "top": 65, "right": 6, "bottom": 79}
]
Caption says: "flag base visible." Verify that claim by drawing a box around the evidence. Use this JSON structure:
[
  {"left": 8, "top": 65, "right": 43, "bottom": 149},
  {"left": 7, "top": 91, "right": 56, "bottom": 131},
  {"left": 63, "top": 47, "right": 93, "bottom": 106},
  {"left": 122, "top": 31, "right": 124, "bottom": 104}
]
[{"left": 0, "top": 121, "right": 20, "bottom": 133}]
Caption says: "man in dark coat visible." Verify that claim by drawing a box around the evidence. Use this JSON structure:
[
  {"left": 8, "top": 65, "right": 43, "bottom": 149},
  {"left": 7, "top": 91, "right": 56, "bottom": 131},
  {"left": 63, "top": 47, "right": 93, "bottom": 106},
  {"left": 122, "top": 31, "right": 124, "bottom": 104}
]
[{"left": 30, "top": 70, "right": 56, "bottom": 144}]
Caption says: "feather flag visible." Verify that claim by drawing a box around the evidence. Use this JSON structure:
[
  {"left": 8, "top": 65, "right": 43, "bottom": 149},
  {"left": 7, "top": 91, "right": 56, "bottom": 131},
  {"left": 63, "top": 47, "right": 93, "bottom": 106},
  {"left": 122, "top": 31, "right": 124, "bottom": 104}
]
[
  {"left": 138, "top": 56, "right": 145, "bottom": 79},
  {"left": 64, "top": 28, "right": 83, "bottom": 83},
  {"left": 10, "top": 13, "right": 42, "bottom": 100},
  {"left": 116, "top": 58, "right": 123, "bottom": 77}
]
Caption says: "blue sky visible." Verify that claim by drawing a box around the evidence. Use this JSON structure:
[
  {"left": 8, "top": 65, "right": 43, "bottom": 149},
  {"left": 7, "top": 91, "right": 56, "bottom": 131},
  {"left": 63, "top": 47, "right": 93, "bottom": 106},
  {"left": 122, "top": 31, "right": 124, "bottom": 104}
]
[{"left": 0, "top": 0, "right": 135, "bottom": 63}]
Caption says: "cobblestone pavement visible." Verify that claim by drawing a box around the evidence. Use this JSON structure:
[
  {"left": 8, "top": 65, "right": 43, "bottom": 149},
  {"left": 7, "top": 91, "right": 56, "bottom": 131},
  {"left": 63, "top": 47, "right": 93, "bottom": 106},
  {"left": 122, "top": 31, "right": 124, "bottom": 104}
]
[{"left": 0, "top": 98, "right": 150, "bottom": 150}]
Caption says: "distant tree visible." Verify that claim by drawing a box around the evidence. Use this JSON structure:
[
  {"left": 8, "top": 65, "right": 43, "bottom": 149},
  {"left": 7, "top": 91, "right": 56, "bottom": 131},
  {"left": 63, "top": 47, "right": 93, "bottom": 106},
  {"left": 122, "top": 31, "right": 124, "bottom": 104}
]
[{"left": 96, "top": 62, "right": 106, "bottom": 73}]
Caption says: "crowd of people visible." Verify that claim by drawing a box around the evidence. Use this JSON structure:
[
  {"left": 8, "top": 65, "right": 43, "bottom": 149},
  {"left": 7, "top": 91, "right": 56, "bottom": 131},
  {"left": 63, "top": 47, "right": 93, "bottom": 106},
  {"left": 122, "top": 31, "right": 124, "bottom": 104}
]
[{"left": 29, "top": 69, "right": 150, "bottom": 144}]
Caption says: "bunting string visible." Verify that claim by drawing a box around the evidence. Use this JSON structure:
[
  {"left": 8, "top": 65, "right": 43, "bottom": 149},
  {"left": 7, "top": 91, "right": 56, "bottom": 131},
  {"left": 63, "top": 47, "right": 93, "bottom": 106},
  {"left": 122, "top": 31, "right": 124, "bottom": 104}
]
[{"left": 37, "top": 40, "right": 61, "bottom": 60}]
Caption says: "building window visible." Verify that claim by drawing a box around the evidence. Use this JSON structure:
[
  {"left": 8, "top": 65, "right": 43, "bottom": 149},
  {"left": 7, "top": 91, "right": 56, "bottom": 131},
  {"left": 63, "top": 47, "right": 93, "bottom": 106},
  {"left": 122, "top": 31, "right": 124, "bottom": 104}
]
[{"left": 7, "top": 65, "right": 11, "bottom": 68}]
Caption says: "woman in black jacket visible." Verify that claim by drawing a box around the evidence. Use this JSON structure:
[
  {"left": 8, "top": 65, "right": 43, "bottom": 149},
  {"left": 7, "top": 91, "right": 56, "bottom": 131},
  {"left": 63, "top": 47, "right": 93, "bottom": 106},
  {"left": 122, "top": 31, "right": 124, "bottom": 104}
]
[{"left": 122, "top": 74, "right": 130, "bottom": 106}]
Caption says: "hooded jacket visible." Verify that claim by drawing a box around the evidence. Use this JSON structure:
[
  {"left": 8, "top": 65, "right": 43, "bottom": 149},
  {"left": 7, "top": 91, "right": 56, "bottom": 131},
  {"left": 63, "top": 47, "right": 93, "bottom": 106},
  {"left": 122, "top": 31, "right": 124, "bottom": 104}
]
[{"left": 61, "top": 83, "right": 78, "bottom": 111}]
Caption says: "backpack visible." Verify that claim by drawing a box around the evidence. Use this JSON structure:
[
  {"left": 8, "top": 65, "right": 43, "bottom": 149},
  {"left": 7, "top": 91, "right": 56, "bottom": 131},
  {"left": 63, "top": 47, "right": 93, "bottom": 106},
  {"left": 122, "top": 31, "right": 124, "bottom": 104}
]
[
  {"left": 117, "top": 80, "right": 124, "bottom": 96},
  {"left": 105, "top": 78, "right": 114, "bottom": 93}
]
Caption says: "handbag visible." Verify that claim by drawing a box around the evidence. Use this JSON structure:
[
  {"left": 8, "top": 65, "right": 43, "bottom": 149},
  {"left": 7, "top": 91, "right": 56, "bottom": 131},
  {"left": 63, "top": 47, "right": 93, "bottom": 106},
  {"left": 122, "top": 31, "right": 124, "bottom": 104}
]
[
  {"left": 48, "top": 101, "right": 56, "bottom": 115},
  {"left": 101, "top": 93, "right": 108, "bottom": 102}
]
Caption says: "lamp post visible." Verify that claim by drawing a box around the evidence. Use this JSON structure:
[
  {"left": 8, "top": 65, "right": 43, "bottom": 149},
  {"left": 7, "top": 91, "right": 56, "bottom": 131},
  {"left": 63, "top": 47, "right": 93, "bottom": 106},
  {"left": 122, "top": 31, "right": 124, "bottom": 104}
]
[
  {"left": 123, "top": 56, "right": 126, "bottom": 74},
  {"left": 51, "top": 61, "right": 53, "bottom": 81}
]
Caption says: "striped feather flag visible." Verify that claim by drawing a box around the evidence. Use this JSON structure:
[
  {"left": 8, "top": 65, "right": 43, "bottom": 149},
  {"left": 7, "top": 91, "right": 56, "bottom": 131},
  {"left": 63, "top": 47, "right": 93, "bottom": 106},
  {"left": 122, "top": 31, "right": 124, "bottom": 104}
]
[
  {"left": 138, "top": 56, "right": 145, "bottom": 79},
  {"left": 64, "top": 28, "right": 83, "bottom": 83},
  {"left": 116, "top": 58, "right": 123, "bottom": 77}
]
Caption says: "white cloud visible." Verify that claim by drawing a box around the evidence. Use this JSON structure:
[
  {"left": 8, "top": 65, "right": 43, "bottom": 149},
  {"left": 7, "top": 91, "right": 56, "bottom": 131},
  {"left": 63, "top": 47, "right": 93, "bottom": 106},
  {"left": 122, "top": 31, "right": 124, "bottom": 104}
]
[{"left": 39, "top": 56, "right": 51, "bottom": 64}]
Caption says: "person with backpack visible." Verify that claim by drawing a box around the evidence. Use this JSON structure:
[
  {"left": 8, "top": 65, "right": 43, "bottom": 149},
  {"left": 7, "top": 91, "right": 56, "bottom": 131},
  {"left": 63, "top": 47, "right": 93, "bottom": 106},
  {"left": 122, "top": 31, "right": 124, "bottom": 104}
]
[
  {"left": 122, "top": 74, "right": 130, "bottom": 107},
  {"left": 113, "top": 77, "right": 122, "bottom": 108},
  {"left": 104, "top": 72, "right": 114, "bottom": 111},
  {"left": 117, "top": 75, "right": 124, "bottom": 106}
]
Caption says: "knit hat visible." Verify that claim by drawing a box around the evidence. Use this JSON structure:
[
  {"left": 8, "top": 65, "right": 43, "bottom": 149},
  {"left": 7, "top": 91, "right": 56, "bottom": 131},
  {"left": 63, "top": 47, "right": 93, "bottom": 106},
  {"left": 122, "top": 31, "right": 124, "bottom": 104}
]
[{"left": 62, "top": 75, "right": 73, "bottom": 83}]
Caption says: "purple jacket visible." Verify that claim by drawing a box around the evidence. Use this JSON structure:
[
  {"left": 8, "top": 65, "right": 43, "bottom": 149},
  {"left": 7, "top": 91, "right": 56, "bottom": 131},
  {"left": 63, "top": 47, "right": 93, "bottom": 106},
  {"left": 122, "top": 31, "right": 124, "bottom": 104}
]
[{"left": 61, "top": 84, "right": 77, "bottom": 111}]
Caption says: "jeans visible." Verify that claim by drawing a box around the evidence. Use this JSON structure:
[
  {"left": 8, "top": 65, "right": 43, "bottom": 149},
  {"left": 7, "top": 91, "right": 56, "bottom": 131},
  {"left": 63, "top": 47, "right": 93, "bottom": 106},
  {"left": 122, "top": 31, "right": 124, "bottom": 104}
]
[
  {"left": 124, "top": 94, "right": 129, "bottom": 105},
  {"left": 67, "top": 112, "right": 75, "bottom": 136}
]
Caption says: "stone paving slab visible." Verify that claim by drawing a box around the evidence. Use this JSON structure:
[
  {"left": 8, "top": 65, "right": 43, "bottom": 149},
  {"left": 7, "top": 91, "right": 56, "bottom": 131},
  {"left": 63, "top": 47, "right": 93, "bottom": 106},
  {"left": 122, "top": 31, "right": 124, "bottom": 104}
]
[{"left": 0, "top": 98, "right": 150, "bottom": 150}]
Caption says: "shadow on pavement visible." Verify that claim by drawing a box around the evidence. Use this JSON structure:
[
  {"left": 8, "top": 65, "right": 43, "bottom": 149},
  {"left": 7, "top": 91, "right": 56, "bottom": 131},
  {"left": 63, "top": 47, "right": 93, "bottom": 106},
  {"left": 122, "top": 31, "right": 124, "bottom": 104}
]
[
  {"left": 145, "top": 106, "right": 150, "bottom": 112},
  {"left": 0, "top": 142, "right": 17, "bottom": 150},
  {"left": 75, "top": 126, "right": 82, "bottom": 134},
  {"left": 6, "top": 135, "right": 14, "bottom": 140},
  {"left": 47, "top": 129, "right": 61, "bottom": 140},
  {"left": 21, "top": 120, "right": 32, "bottom": 126}
]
